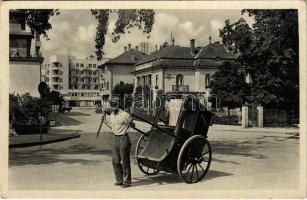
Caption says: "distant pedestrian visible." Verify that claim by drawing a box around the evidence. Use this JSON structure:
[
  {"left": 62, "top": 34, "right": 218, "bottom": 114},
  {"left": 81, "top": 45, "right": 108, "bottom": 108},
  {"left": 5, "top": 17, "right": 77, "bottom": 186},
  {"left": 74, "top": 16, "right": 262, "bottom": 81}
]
[{"left": 101, "top": 96, "right": 134, "bottom": 188}]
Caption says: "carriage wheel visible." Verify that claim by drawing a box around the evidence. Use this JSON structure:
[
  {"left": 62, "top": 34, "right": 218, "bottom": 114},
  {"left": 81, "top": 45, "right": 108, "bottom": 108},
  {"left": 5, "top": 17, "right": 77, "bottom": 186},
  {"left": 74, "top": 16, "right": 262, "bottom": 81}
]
[
  {"left": 135, "top": 134, "right": 159, "bottom": 175},
  {"left": 177, "top": 135, "right": 212, "bottom": 184}
]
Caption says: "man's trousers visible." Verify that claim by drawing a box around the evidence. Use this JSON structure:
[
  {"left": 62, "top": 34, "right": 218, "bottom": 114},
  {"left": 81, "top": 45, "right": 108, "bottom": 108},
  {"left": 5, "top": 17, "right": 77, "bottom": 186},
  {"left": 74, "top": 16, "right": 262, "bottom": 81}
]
[{"left": 112, "top": 134, "right": 131, "bottom": 185}]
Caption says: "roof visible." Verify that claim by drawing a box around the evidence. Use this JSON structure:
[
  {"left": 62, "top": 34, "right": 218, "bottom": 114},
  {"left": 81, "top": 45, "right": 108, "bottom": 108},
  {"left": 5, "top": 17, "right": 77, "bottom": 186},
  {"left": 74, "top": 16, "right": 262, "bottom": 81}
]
[
  {"left": 195, "top": 42, "right": 238, "bottom": 60},
  {"left": 136, "top": 43, "right": 237, "bottom": 67},
  {"left": 136, "top": 46, "right": 195, "bottom": 65},
  {"left": 104, "top": 50, "right": 147, "bottom": 65}
]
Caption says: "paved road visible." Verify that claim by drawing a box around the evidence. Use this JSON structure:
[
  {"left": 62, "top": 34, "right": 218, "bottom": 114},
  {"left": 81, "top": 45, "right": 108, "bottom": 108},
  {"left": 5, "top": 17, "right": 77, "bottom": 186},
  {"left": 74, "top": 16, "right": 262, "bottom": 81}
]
[{"left": 9, "top": 108, "right": 299, "bottom": 191}]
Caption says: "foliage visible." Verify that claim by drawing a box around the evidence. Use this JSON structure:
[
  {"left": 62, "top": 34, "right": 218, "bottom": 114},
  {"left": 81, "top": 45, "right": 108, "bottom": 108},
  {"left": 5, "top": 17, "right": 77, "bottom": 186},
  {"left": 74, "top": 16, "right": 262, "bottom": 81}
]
[
  {"left": 209, "top": 62, "right": 247, "bottom": 110},
  {"left": 11, "top": 9, "right": 155, "bottom": 61},
  {"left": 135, "top": 85, "right": 151, "bottom": 97},
  {"left": 219, "top": 9, "right": 298, "bottom": 111},
  {"left": 91, "top": 9, "right": 155, "bottom": 60},
  {"left": 12, "top": 9, "right": 60, "bottom": 39},
  {"left": 113, "top": 82, "right": 134, "bottom": 97},
  {"left": 9, "top": 93, "right": 50, "bottom": 126},
  {"left": 113, "top": 82, "right": 134, "bottom": 109},
  {"left": 47, "top": 90, "right": 64, "bottom": 106}
]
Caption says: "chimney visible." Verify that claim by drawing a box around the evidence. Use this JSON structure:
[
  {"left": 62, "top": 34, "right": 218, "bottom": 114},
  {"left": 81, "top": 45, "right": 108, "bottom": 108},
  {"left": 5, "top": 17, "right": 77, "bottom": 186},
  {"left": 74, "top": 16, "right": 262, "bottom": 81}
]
[
  {"left": 135, "top": 46, "right": 139, "bottom": 51},
  {"left": 190, "top": 39, "right": 195, "bottom": 54},
  {"left": 124, "top": 46, "right": 127, "bottom": 52},
  {"left": 128, "top": 44, "right": 131, "bottom": 51},
  {"left": 155, "top": 44, "right": 158, "bottom": 51},
  {"left": 209, "top": 36, "right": 212, "bottom": 44}
]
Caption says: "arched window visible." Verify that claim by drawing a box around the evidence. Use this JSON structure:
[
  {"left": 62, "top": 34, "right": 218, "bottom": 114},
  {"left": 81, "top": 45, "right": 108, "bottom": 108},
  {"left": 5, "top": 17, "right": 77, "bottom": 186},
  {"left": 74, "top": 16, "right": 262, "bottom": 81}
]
[
  {"left": 176, "top": 74, "right": 184, "bottom": 86},
  {"left": 205, "top": 74, "right": 210, "bottom": 88},
  {"left": 155, "top": 74, "right": 159, "bottom": 87}
]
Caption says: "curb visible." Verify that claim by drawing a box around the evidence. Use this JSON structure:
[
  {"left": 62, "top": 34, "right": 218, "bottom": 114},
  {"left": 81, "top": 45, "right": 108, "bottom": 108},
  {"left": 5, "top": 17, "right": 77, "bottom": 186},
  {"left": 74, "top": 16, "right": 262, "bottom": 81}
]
[{"left": 9, "top": 133, "right": 81, "bottom": 148}]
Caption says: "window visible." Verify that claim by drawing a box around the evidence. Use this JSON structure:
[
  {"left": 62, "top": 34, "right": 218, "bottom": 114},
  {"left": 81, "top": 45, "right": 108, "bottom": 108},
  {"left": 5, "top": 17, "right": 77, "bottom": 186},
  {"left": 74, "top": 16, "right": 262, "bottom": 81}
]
[
  {"left": 95, "top": 85, "right": 98, "bottom": 89},
  {"left": 205, "top": 74, "right": 211, "bottom": 88},
  {"left": 155, "top": 75, "right": 159, "bottom": 87},
  {"left": 106, "top": 82, "right": 109, "bottom": 90},
  {"left": 81, "top": 93, "right": 84, "bottom": 97},
  {"left": 89, "top": 71, "right": 92, "bottom": 75},
  {"left": 176, "top": 74, "right": 184, "bottom": 86},
  {"left": 76, "top": 63, "right": 79, "bottom": 67},
  {"left": 87, "top": 85, "right": 90, "bottom": 89},
  {"left": 93, "top": 64, "right": 96, "bottom": 68},
  {"left": 148, "top": 75, "right": 152, "bottom": 86},
  {"left": 81, "top": 64, "right": 84, "bottom": 67},
  {"left": 89, "top": 64, "right": 92, "bottom": 68}
]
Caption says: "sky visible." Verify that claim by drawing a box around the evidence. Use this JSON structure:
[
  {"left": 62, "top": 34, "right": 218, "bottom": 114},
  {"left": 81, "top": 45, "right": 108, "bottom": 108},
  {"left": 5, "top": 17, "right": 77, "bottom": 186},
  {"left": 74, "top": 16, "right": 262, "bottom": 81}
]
[{"left": 40, "top": 9, "right": 254, "bottom": 61}]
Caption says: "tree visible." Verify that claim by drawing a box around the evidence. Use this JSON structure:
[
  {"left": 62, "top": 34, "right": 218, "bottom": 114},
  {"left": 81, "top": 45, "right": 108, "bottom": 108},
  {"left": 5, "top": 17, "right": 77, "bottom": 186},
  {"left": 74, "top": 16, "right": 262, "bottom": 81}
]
[
  {"left": 219, "top": 10, "right": 298, "bottom": 114},
  {"left": 12, "top": 9, "right": 155, "bottom": 61},
  {"left": 113, "top": 82, "right": 134, "bottom": 109},
  {"left": 47, "top": 91, "right": 64, "bottom": 106},
  {"left": 91, "top": 9, "right": 155, "bottom": 60},
  {"left": 209, "top": 62, "right": 247, "bottom": 115},
  {"left": 12, "top": 9, "right": 60, "bottom": 39}
]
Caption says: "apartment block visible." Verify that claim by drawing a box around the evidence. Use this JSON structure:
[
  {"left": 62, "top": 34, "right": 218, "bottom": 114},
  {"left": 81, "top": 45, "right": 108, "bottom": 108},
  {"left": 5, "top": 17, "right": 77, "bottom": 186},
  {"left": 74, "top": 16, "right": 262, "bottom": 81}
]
[{"left": 42, "top": 54, "right": 109, "bottom": 107}]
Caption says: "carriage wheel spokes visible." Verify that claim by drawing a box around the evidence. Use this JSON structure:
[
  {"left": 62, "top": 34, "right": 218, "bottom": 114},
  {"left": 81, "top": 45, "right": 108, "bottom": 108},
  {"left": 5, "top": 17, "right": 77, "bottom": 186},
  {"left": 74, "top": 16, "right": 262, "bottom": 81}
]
[
  {"left": 135, "top": 134, "right": 160, "bottom": 175},
  {"left": 177, "top": 135, "right": 212, "bottom": 184},
  {"left": 138, "top": 161, "right": 159, "bottom": 175}
]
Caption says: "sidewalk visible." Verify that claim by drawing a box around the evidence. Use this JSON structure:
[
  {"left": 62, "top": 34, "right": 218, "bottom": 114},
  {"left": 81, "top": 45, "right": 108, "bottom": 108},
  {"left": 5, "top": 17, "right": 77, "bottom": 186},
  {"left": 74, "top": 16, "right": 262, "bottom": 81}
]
[
  {"left": 132, "top": 121, "right": 299, "bottom": 135},
  {"left": 9, "top": 132, "right": 80, "bottom": 148},
  {"left": 210, "top": 124, "right": 299, "bottom": 134}
]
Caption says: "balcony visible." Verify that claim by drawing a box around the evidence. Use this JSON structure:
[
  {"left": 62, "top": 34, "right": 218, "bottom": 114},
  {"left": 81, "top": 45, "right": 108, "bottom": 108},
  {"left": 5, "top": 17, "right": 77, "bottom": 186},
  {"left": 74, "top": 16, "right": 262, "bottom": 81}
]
[
  {"left": 9, "top": 50, "right": 44, "bottom": 63},
  {"left": 172, "top": 85, "right": 189, "bottom": 92}
]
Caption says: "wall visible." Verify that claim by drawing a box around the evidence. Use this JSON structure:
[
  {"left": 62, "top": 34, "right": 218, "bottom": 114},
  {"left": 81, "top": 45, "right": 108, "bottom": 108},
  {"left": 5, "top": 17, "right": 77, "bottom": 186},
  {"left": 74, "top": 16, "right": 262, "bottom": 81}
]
[
  {"left": 111, "top": 64, "right": 135, "bottom": 89},
  {"left": 10, "top": 61, "right": 41, "bottom": 97},
  {"left": 198, "top": 68, "right": 217, "bottom": 91},
  {"left": 164, "top": 68, "right": 195, "bottom": 92}
]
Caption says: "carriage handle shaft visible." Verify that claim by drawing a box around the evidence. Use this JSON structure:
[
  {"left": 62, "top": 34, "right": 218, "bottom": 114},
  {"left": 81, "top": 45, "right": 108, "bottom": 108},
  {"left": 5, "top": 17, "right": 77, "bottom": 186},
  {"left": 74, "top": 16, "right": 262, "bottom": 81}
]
[
  {"left": 103, "top": 109, "right": 180, "bottom": 139},
  {"left": 130, "top": 113, "right": 181, "bottom": 140}
]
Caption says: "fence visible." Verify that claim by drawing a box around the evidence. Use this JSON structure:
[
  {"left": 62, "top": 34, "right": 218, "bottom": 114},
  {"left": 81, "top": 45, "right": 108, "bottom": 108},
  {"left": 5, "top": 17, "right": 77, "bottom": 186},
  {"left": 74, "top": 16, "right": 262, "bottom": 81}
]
[
  {"left": 263, "top": 109, "right": 288, "bottom": 126},
  {"left": 211, "top": 107, "right": 242, "bottom": 125}
]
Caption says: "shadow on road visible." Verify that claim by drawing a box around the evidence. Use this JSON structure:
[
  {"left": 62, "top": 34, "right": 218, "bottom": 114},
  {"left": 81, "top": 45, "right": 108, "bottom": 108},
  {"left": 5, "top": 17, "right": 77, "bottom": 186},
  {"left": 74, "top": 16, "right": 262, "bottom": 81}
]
[
  {"left": 9, "top": 142, "right": 112, "bottom": 166},
  {"left": 211, "top": 140, "right": 267, "bottom": 159},
  {"left": 131, "top": 170, "right": 233, "bottom": 187},
  {"left": 50, "top": 111, "right": 91, "bottom": 127},
  {"left": 63, "top": 111, "right": 91, "bottom": 116}
]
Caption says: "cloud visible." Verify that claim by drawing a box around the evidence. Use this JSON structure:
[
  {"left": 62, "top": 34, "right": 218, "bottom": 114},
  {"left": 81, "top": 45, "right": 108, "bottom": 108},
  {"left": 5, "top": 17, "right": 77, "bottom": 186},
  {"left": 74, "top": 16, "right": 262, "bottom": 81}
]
[
  {"left": 41, "top": 10, "right": 252, "bottom": 60},
  {"left": 76, "top": 24, "right": 96, "bottom": 42},
  {"left": 210, "top": 19, "right": 224, "bottom": 41},
  {"left": 103, "top": 12, "right": 209, "bottom": 57}
]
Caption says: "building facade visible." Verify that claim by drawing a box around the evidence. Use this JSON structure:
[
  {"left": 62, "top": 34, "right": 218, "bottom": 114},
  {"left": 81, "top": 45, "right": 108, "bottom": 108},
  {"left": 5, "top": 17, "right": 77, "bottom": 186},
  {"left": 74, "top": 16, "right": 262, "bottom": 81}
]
[
  {"left": 133, "top": 39, "right": 238, "bottom": 108},
  {"left": 9, "top": 11, "right": 44, "bottom": 97},
  {"left": 41, "top": 54, "right": 108, "bottom": 107},
  {"left": 101, "top": 44, "right": 147, "bottom": 99}
]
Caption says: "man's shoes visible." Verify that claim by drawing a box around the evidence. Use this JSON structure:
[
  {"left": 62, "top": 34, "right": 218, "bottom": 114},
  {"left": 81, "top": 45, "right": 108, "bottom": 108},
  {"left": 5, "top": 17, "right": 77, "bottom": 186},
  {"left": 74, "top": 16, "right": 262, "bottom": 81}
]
[
  {"left": 114, "top": 182, "right": 123, "bottom": 186},
  {"left": 121, "top": 184, "right": 131, "bottom": 188}
]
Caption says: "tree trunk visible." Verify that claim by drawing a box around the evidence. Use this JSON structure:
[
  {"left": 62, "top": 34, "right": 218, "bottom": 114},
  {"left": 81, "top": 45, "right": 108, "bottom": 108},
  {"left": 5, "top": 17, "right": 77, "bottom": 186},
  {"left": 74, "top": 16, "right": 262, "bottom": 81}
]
[{"left": 227, "top": 107, "right": 230, "bottom": 124}]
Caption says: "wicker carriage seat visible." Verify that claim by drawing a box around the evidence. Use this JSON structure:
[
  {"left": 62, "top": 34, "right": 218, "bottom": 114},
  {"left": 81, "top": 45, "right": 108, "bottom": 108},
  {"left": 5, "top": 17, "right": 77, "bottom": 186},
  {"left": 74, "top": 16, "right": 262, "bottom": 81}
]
[{"left": 138, "top": 128, "right": 176, "bottom": 162}]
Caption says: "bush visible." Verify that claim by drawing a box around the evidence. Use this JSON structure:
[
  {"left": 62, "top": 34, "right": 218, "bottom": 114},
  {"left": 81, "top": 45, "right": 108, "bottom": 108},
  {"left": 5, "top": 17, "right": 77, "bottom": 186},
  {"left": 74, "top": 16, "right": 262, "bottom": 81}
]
[{"left": 9, "top": 93, "right": 51, "bottom": 134}]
